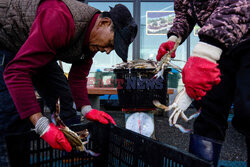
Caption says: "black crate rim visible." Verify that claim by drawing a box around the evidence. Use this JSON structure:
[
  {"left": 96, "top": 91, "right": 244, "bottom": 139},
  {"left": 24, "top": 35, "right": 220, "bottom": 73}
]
[{"left": 5, "top": 123, "right": 213, "bottom": 167}]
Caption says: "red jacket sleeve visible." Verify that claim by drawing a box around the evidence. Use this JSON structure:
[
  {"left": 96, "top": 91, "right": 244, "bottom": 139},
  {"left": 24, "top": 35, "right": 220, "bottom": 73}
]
[
  {"left": 68, "top": 57, "right": 93, "bottom": 110},
  {"left": 3, "top": 6, "right": 74, "bottom": 119}
]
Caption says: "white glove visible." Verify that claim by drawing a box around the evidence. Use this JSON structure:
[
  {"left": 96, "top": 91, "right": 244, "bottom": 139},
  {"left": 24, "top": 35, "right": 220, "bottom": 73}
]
[
  {"left": 168, "top": 88, "right": 200, "bottom": 133},
  {"left": 168, "top": 88, "right": 192, "bottom": 124},
  {"left": 81, "top": 105, "right": 92, "bottom": 116}
]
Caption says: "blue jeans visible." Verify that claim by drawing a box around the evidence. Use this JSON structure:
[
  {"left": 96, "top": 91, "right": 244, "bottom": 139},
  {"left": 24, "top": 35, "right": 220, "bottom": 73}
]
[
  {"left": 0, "top": 137, "right": 9, "bottom": 167},
  {"left": 0, "top": 51, "right": 26, "bottom": 166}
]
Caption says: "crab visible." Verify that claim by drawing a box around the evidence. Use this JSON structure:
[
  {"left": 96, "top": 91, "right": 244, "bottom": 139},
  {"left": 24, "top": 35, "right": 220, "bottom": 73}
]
[
  {"left": 51, "top": 98, "right": 100, "bottom": 156},
  {"left": 153, "top": 88, "right": 200, "bottom": 133},
  {"left": 113, "top": 59, "right": 158, "bottom": 70},
  {"left": 153, "top": 38, "right": 182, "bottom": 79}
]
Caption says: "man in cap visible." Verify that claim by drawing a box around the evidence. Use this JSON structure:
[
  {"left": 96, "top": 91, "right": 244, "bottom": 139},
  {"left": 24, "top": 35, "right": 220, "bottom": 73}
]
[{"left": 0, "top": 0, "right": 137, "bottom": 164}]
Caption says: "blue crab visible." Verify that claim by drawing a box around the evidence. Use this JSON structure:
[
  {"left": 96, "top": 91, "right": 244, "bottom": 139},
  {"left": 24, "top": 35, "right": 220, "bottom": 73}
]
[
  {"left": 153, "top": 88, "right": 200, "bottom": 133},
  {"left": 52, "top": 98, "right": 100, "bottom": 156},
  {"left": 153, "top": 38, "right": 182, "bottom": 79}
]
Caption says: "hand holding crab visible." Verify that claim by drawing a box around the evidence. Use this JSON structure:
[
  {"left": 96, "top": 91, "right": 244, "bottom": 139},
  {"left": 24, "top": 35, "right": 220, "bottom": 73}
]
[
  {"left": 52, "top": 98, "right": 100, "bottom": 156},
  {"left": 153, "top": 88, "right": 200, "bottom": 133},
  {"left": 154, "top": 36, "right": 182, "bottom": 79},
  {"left": 35, "top": 98, "right": 100, "bottom": 156}
]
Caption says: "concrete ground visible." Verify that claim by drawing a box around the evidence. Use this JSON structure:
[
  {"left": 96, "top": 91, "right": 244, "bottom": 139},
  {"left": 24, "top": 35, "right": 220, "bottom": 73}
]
[{"left": 97, "top": 106, "right": 248, "bottom": 167}]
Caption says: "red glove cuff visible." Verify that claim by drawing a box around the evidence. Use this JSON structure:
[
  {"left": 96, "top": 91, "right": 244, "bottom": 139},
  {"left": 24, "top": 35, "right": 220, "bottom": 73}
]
[
  {"left": 182, "top": 56, "right": 221, "bottom": 100},
  {"left": 156, "top": 41, "right": 176, "bottom": 61}
]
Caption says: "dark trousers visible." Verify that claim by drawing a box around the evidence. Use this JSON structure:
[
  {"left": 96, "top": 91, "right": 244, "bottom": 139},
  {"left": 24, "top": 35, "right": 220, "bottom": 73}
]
[
  {"left": 33, "top": 61, "right": 77, "bottom": 120},
  {"left": 1, "top": 58, "right": 77, "bottom": 135},
  {"left": 193, "top": 42, "right": 250, "bottom": 141},
  {"left": 0, "top": 51, "right": 77, "bottom": 166}
]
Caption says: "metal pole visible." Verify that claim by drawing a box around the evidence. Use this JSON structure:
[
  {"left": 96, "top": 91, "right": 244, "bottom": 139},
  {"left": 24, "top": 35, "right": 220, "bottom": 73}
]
[
  {"left": 187, "top": 36, "right": 190, "bottom": 59},
  {"left": 133, "top": 0, "right": 141, "bottom": 60}
]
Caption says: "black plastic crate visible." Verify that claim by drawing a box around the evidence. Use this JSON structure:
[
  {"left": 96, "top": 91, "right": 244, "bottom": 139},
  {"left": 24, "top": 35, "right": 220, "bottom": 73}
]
[
  {"left": 5, "top": 123, "right": 212, "bottom": 167},
  {"left": 113, "top": 68, "right": 170, "bottom": 109}
]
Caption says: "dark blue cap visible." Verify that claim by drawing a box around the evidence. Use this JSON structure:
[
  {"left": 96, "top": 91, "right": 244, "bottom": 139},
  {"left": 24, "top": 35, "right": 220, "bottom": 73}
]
[{"left": 109, "top": 4, "right": 138, "bottom": 62}]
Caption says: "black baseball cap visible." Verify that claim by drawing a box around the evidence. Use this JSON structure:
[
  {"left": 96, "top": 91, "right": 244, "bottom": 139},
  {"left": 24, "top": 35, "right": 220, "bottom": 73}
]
[{"left": 109, "top": 4, "right": 138, "bottom": 62}]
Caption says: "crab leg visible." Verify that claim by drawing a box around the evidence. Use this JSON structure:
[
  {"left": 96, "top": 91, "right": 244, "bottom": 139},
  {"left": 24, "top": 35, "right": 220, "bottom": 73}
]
[
  {"left": 170, "top": 108, "right": 200, "bottom": 125},
  {"left": 180, "top": 112, "right": 189, "bottom": 122},
  {"left": 155, "top": 38, "right": 181, "bottom": 74},
  {"left": 153, "top": 88, "right": 199, "bottom": 133},
  {"left": 167, "top": 62, "right": 182, "bottom": 73},
  {"left": 153, "top": 64, "right": 166, "bottom": 79},
  {"left": 81, "top": 135, "right": 100, "bottom": 157},
  {"left": 60, "top": 127, "right": 83, "bottom": 146},
  {"left": 186, "top": 111, "right": 201, "bottom": 121},
  {"left": 153, "top": 100, "right": 172, "bottom": 111},
  {"left": 52, "top": 98, "right": 100, "bottom": 156},
  {"left": 52, "top": 98, "right": 66, "bottom": 128},
  {"left": 169, "top": 108, "right": 183, "bottom": 126},
  {"left": 85, "top": 149, "right": 101, "bottom": 157},
  {"left": 174, "top": 124, "right": 192, "bottom": 133}
]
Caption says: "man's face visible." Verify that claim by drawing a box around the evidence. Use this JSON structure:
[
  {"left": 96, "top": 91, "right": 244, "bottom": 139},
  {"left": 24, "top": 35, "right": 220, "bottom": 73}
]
[{"left": 89, "top": 17, "right": 115, "bottom": 54}]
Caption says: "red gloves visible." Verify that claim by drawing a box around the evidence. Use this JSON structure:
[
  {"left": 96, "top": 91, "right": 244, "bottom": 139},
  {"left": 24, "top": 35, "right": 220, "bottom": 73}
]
[
  {"left": 182, "top": 57, "right": 221, "bottom": 100},
  {"left": 84, "top": 108, "right": 116, "bottom": 125},
  {"left": 182, "top": 42, "right": 222, "bottom": 100},
  {"left": 35, "top": 117, "right": 72, "bottom": 152},
  {"left": 41, "top": 123, "right": 72, "bottom": 152},
  {"left": 156, "top": 36, "right": 178, "bottom": 61}
]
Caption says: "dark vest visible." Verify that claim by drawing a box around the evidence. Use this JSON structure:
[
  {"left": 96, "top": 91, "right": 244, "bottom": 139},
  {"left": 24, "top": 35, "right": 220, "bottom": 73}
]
[{"left": 0, "top": 0, "right": 99, "bottom": 63}]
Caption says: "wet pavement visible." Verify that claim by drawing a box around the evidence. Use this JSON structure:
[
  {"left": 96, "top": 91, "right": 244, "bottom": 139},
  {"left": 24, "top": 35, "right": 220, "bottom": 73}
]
[{"left": 98, "top": 106, "right": 248, "bottom": 165}]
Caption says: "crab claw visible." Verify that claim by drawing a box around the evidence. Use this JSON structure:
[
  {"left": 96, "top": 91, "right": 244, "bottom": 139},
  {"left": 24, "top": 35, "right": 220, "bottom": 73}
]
[
  {"left": 152, "top": 69, "right": 164, "bottom": 79},
  {"left": 174, "top": 124, "right": 192, "bottom": 133},
  {"left": 187, "top": 111, "right": 201, "bottom": 121},
  {"left": 153, "top": 100, "right": 172, "bottom": 111},
  {"left": 85, "top": 149, "right": 101, "bottom": 157},
  {"left": 81, "top": 134, "right": 100, "bottom": 157},
  {"left": 169, "top": 88, "right": 192, "bottom": 123},
  {"left": 51, "top": 113, "right": 57, "bottom": 126},
  {"left": 167, "top": 88, "right": 200, "bottom": 133},
  {"left": 169, "top": 106, "right": 182, "bottom": 126}
]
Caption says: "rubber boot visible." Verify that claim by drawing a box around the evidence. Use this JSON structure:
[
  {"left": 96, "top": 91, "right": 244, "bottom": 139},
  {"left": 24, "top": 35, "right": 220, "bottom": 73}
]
[
  {"left": 247, "top": 138, "right": 250, "bottom": 167},
  {"left": 189, "top": 134, "right": 222, "bottom": 167}
]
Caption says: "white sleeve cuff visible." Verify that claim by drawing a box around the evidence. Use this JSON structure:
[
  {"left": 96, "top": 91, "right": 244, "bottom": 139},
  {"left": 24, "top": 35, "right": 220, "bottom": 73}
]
[
  {"left": 192, "top": 42, "right": 222, "bottom": 63},
  {"left": 35, "top": 116, "right": 50, "bottom": 137},
  {"left": 81, "top": 105, "right": 92, "bottom": 116},
  {"left": 168, "top": 35, "right": 179, "bottom": 42}
]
